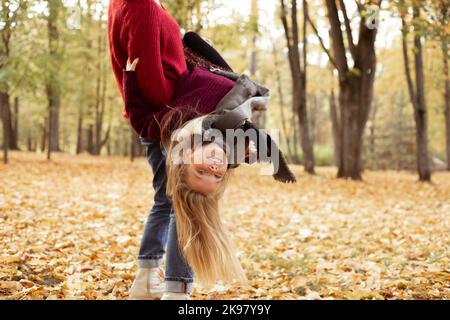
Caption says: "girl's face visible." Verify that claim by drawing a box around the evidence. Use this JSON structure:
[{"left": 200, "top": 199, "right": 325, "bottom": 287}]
[{"left": 184, "top": 142, "right": 228, "bottom": 195}]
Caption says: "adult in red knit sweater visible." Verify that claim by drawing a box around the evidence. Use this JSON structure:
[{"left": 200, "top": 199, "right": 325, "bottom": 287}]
[{"left": 108, "top": 0, "right": 239, "bottom": 300}]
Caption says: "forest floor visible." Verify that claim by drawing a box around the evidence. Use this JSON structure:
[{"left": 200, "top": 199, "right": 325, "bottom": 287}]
[{"left": 0, "top": 152, "right": 449, "bottom": 300}]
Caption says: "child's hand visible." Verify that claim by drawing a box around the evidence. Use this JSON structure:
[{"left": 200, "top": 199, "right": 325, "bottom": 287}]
[{"left": 126, "top": 58, "right": 139, "bottom": 71}]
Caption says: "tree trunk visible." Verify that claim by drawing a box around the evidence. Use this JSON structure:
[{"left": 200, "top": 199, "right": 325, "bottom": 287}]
[
  {"left": 297, "top": 88, "right": 315, "bottom": 173},
  {"left": 92, "top": 13, "right": 109, "bottom": 156},
  {"left": 1, "top": 92, "right": 9, "bottom": 164},
  {"left": 393, "top": 91, "right": 406, "bottom": 170},
  {"left": 98, "top": 31, "right": 111, "bottom": 155},
  {"left": 337, "top": 77, "right": 366, "bottom": 180},
  {"left": 46, "top": 0, "right": 61, "bottom": 156},
  {"left": 442, "top": 39, "right": 450, "bottom": 170},
  {"left": 123, "top": 129, "right": 130, "bottom": 157},
  {"left": 412, "top": 25, "right": 431, "bottom": 181},
  {"left": 308, "top": 94, "right": 317, "bottom": 145},
  {"left": 0, "top": 89, "right": 16, "bottom": 149},
  {"left": 0, "top": 2, "right": 22, "bottom": 154},
  {"left": 13, "top": 97, "right": 19, "bottom": 149},
  {"left": 107, "top": 140, "right": 111, "bottom": 156},
  {"left": 249, "top": 0, "right": 266, "bottom": 128},
  {"left": 329, "top": 90, "right": 341, "bottom": 168},
  {"left": 87, "top": 125, "right": 94, "bottom": 154},
  {"left": 93, "top": 15, "right": 103, "bottom": 155},
  {"left": 46, "top": 84, "right": 60, "bottom": 155},
  {"left": 40, "top": 121, "right": 47, "bottom": 153},
  {"left": 368, "top": 100, "right": 379, "bottom": 160},
  {"left": 299, "top": 0, "right": 315, "bottom": 174},
  {"left": 46, "top": 104, "right": 52, "bottom": 160},
  {"left": 249, "top": 0, "right": 258, "bottom": 77},
  {"left": 316, "top": 0, "right": 379, "bottom": 180},
  {"left": 401, "top": 10, "right": 431, "bottom": 181},
  {"left": 76, "top": 111, "right": 83, "bottom": 154},
  {"left": 280, "top": 0, "right": 315, "bottom": 173},
  {"left": 130, "top": 129, "right": 141, "bottom": 162},
  {"left": 27, "top": 133, "right": 33, "bottom": 152},
  {"left": 272, "top": 42, "right": 293, "bottom": 161},
  {"left": 292, "top": 109, "right": 300, "bottom": 163}
]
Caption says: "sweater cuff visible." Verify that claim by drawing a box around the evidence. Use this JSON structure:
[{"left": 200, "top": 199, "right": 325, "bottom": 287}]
[
  {"left": 123, "top": 70, "right": 141, "bottom": 102},
  {"left": 123, "top": 70, "right": 137, "bottom": 85}
]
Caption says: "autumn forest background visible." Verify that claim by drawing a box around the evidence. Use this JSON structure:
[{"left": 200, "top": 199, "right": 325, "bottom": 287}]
[{"left": 0, "top": 0, "right": 449, "bottom": 300}]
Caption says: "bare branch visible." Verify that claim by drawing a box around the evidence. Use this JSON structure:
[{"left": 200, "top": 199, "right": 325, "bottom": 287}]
[
  {"left": 339, "top": 0, "right": 357, "bottom": 60},
  {"left": 324, "top": 0, "right": 349, "bottom": 74},
  {"left": 280, "top": 0, "right": 292, "bottom": 50},
  {"left": 401, "top": 17, "right": 418, "bottom": 111},
  {"left": 292, "top": 0, "right": 299, "bottom": 50},
  {"left": 302, "top": 0, "right": 308, "bottom": 74},
  {"left": 307, "top": 15, "right": 339, "bottom": 71}
]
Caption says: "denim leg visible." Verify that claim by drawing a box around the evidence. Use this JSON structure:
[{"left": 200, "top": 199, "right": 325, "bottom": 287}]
[
  {"left": 138, "top": 140, "right": 194, "bottom": 293},
  {"left": 165, "top": 213, "right": 195, "bottom": 293},
  {"left": 138, "top": 141, "right": 171, "bottom": 267}
]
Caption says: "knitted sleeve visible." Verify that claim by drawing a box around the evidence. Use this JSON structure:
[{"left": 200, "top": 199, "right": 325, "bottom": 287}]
[{"left": 124, "top": 2, "right": 173, "bottom": 106}]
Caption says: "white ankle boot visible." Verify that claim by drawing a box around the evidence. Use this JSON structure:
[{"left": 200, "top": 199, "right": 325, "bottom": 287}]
[
  {"left": 128, "top": 268, "right": 164, "bottom": 300},
  {"left": 161, "top": 292, "right": 191, "bottom": 300}
]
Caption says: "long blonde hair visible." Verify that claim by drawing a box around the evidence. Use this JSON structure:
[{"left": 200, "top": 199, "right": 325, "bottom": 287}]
[
  {"left": 159, "top": 105, "right": 246, "bottom": 285},
  {"left": 165, "top": 135, "right": 246, "bottom": 286}
]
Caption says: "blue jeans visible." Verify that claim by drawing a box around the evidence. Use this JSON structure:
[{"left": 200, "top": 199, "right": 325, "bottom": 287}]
[{"left": 138, "top": 139, "right": 194, "bottom": 293}]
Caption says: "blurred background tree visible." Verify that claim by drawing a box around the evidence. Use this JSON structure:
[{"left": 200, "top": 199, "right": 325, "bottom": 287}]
[{"left": 1, "top": 0, "right": 28, "bottom": 163}]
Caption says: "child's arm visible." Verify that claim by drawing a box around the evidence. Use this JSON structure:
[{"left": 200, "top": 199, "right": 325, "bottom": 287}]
[{"left": 123, "top": 58, "right": 166, "bottom": 140}]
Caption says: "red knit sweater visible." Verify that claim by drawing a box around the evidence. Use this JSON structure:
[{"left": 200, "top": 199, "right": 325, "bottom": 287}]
[{"left": 108, "top": 0, "right": 187, "bottom": 116}]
